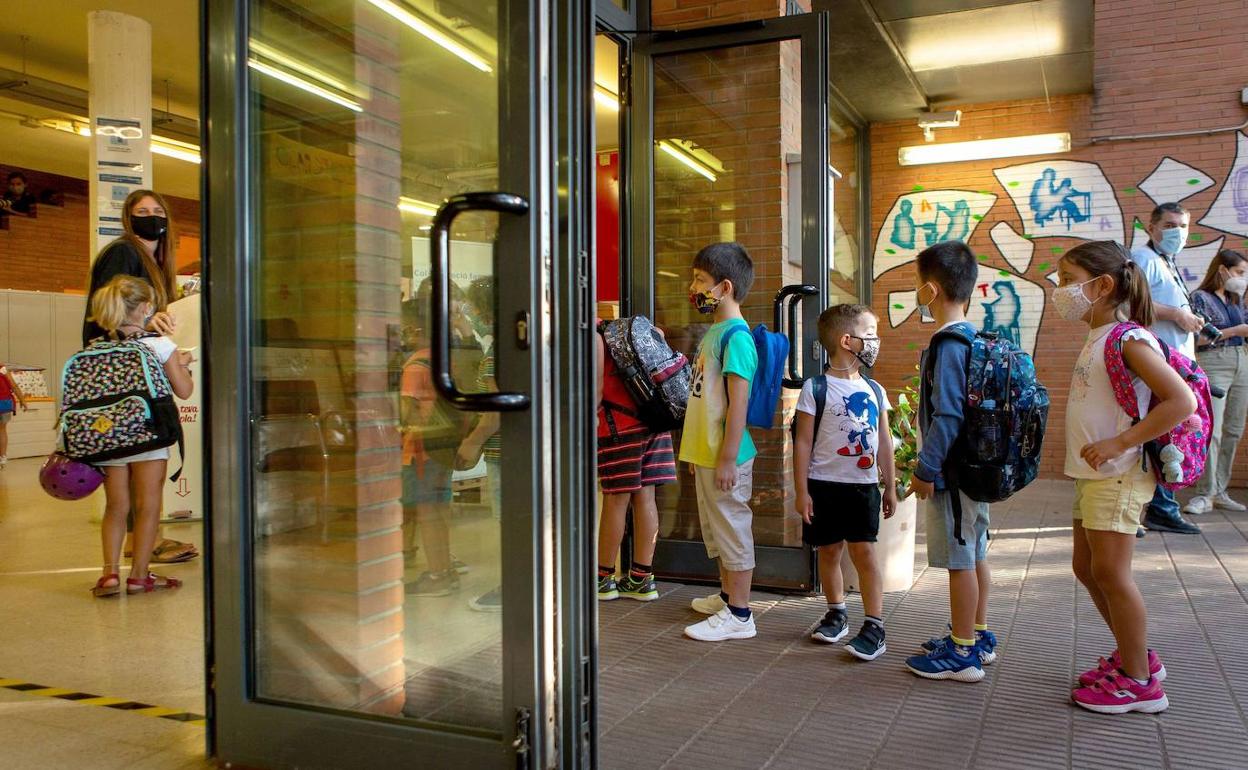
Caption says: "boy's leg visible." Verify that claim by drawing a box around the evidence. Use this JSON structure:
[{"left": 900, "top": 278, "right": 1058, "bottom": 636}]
[
  {"left": 847, "top": 542, "right": 882, "bottom": 619},
  {"left": 417, "top": 501, "right": 452, "bottom": 573},
  {"left": 685, "top": 461, "right": 756, "bottom": 641},
  {"left": 818, "top": 542, "right": 846, "bottom": 605},
  {"left": 629, "top": 486, "right": 659, "bottom": 568},
  {"left": 975, "top": 561, "right": 991, "bottom": 628},
  {"left": 948, "top": 569, "right": 978, "bottom": 644},
  {"left": 597, "top": 492, "right": 630, "bottom": 573}
]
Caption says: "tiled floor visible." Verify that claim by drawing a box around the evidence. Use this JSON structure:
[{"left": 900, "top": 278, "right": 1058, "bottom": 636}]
[{"left": 598, "top": 480, "right": 1248, "bottom": 770}]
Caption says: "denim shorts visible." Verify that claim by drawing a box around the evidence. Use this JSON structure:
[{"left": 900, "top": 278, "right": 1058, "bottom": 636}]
[
  {"left": 401, "top": 458, "right": 453, "bottom": 506},
  {"left": 924, "top": 488, "right": 990, "bottom": 570}
]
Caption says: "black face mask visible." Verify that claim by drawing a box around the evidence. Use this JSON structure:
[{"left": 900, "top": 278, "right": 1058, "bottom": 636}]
[{"left": 132, "top": 215, "right": 168, "bottom": 241}]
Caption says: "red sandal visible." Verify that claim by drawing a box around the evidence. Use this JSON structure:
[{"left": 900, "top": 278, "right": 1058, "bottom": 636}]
[
  {"left": 91, "top": 574, "right": 121, "bottom": 599},
  {"left": 126, "top": 572, "right": 183, "bottom": 594}
]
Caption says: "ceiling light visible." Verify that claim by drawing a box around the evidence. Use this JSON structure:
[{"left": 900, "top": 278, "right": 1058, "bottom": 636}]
[
  {"left": 152, "top": 135, "right": 201, "bottom": 164},
  {"left": 399, "top": 196, "right": 441, "bottom": 216},
  {"left": 39, "top": 118, "right": 90, "bottom": 136},
  {"left": 366, "top": 0, "right": 493, "bottom": 74},
  {"left": 247, "top": 59, "right": 363, "bottom": 112},
  {"left": 249, "top": 39, "right": 362, "bottom": 98},
  {"left": 657, "top": 139, "right": 720, "bottom": 182},
  {"left": 657, "top": 270, "right": 680, "bottom": 278},
  {"left": 898, "top": 132, "right": 1071, "bottom": 166},
  {"left": 594, "top": 84, "right": 618, "bottom": 112}
]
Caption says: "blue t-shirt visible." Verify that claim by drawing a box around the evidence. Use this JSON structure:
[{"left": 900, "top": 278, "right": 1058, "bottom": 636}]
[{"left": 1130, "top": 242, "right": 1195, "bottom": 358}]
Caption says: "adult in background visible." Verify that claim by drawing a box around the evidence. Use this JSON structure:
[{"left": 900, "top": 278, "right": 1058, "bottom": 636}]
[
  {"left": 83, "top": 189, "right": 197, "bottom": 563},
  {"left": 1129, "top": 202, "right": 1202, "bottom": 535},
  {"left": 1, "top": 171, "right": 36, "bottom": 215},
  {"left": 1184, "top": 249, "right": 1248, "bottom": 516}
]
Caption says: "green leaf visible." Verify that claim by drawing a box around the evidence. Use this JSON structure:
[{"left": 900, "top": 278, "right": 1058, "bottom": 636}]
[
  {"left": 1134, "top": 221, "right": 1146, "bottom": 229},
  {"left": 906, "top": 342, "right": 918, "bottom": 350},
  {"left": 998, "top": 270, "right": 1011, "bottom": 277},
  {"left": 971, "top": 214, "right": 983, "bottom": 221},
  {"left": 1123, "top": 187, "right": 1136, "bottom": 194},
  {"left": 885, "top": 248, "right": 896, "bottom": 255},
  {"left": 1022, "top": 234, "right": 1034, "bottom": 239},
  {"left": 977, "top": 254, "right": 989, "bottom": 261},
  {"left": 1008, "top": 181, "right": 1021, "bottom": 187},
  {"left": 893, "top": 303, "right": 904, "bottom": 309},
  {"left": 1051, "top": 247, "right": 1064, "bottom": 254},
  {"left": 911, "top": 184, "right": 925, "bottom": 192},
  {"left": 1187, "top": 178, "right": 1201, "bottom": 185},
  {"left": 1037, "top": 261, "right": 1050, "bottom": 271},
  {"left": 1190, "top": 233, "right": 1204, "bottom": 242}
]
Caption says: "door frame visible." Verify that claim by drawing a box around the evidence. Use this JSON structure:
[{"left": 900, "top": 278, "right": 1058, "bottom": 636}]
[
  {"left": 628, "top": 13, "right": 831, "bottom": 591},
  {"left": 203, "top": 0, "right": 591, "bottom": 766}
]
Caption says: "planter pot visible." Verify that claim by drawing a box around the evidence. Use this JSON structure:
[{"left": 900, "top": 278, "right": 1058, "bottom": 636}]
[{"left": 842, "top": 492, "right": 918, "bottom": 594}]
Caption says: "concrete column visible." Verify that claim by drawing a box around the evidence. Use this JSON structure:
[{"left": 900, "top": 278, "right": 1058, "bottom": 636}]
[{"left": 87, "top": 10, "right": 152, "bottom": 258}]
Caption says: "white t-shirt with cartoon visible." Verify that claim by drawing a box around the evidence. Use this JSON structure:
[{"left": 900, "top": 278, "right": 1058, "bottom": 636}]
[
  {"left": 1065, "top": 323, "right": 1163, "bottom": 480},
  {"left": 796, "top": 374, "right": 891, "bottom": 484}
]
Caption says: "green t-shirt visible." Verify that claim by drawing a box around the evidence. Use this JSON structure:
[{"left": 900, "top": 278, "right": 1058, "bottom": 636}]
[{"left": 678, "top": 318, "right": 758, "bottom": 468}]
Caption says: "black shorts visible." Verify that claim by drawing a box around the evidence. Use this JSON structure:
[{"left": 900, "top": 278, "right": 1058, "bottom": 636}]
[{"left": 803, "top": 479, "right": 881, "bottom": 546}]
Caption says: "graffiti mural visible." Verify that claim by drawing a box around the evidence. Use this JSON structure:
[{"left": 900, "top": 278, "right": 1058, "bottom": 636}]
[
  {"left": 1199, "top": 132, "right": 1248, "bottom": 237},
  {"left": 1175, "top": 237, "right": 1227, "bottom": 289},
  {"left": 1139, "top": 157, "right": 1215, "bottom": 204},
  {"left": 872, "top": 190, "right": 996, "bottom": 279},
  {"left": 990, "top": 222, "right": 1034, "bottom": 274},
  {"left": 965, "top": 268, "right": 1047, "bottom": 356},
  {"left": 994, "top": 160, "right": 1124, "bottom": 243}
]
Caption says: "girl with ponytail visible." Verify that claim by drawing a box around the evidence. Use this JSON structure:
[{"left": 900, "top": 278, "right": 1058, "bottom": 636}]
[
  {"left": 1053, "top": 241, "right": 1197, "bottom": 714},
  {"left": 83, "top": 276, "right": 195, "bottom": 598}
]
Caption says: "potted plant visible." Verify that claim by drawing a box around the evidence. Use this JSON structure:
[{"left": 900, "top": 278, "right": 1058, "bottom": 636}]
[{"left": 843, "top": 378, "right": 921, "bottom": 594}]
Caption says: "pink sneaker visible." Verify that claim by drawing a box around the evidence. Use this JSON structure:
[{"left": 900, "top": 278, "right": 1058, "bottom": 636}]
[
  {"left": 1077, "top": 649, "right": 1166, "bottom": 687},
  {"left": 1072, "top": 671, "right": 1169, "bottom": 714}
]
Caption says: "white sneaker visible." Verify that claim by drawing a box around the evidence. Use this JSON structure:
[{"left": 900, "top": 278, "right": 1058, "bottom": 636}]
[
  {"left": 690, "top": 591, "right": 726, "bottom": 615},
  {"left": 1183, "top": 495, "right": 1212, "bottom": 515},
  {"left": 0, "top": 456, "right": 7, "bottom": 469},
  {"left": 684, "top": 606, "right": 756, "bottom": 642},
  {"left": 1214, "top": 492, "right": 1247, "bottom": 512}
]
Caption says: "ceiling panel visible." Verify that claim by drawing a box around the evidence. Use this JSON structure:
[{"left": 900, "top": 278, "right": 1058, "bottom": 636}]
[
  {"left": 917, "top": 51, "right": 1093, "bottom": 106},
  {"left": 870, "top": 0, "right": 1034, "bottom": 22}
]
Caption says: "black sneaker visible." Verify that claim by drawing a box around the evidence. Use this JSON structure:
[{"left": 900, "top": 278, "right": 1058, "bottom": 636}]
[
  {"left": 1143, "top": 509, "right": 1202, "bottom": 535},
  {"left": 405, "top": 570, "right": 459, "bottom": 597},
  {"left": 811, "top": 607, "right": 849, "bottom": 644},
  {"left": 469, "top": 585, "right": 502, "bottom": 612},
  {"left": 597, "top": 574, "right": 619, "bottom": 601},
  {"left": 846, "top": 622, "right": 887, "bottom": 661},
  {"left": 618, "top": 574, "right": 659, "bottom": 602}
]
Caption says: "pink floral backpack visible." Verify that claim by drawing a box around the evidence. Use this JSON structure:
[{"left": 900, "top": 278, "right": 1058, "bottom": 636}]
[{"left": 1103, "top": 322, "right": 1213, "bottom": 490}]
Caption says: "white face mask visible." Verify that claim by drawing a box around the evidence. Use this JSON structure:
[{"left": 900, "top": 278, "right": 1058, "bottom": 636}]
[
  {"left": 1053, "top": 278, "right": 1099, "bottom": 322},
  {"left": 1225, "top": 275, "right": 1248, "bottom": 295}
]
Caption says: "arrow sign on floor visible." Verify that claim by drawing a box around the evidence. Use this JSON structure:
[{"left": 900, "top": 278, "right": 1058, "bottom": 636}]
[{"left": 175, "top": 478, "right": 191, "bottom": 498}]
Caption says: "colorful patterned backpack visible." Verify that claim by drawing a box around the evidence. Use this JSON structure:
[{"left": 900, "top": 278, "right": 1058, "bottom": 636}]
[
  {"left": 598, "top": 316, "right": 691, "bottom": 433},
  {"left": 1103, "top": 322, "right": 1212, "bottom": 490},
  {"left": 59, "top": 335, "right": 183, "bottom": 477}
]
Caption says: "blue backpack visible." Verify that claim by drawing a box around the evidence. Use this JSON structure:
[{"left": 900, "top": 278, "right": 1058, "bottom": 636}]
[
  {"left": 924, "top": 326, "right": 1049, "bottom": 505},
  {"left": 717, "top": 323, "right": 789, "bottom": 428}
]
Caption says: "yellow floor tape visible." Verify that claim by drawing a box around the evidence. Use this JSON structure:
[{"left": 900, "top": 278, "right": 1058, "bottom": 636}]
[{"left": 0, "top": 676, "right": 205, "bottom": 726}]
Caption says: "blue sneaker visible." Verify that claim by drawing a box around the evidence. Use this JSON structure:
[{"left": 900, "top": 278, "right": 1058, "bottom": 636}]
[
  {"left": 920, "top": 629, "right": 998, "bottom": 665},
  {"left": 906, "top": 643, "right": 985, "bottom": 682}
]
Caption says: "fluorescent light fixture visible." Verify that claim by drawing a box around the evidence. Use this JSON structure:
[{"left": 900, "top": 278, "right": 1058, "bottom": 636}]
[
  {"left": 366, "top": 0, "right": 493, "bottom": 73},
  {"left": 152, "top": 135, "right": 201, "bottom": 164},
  {"left": 594, "top": 84, "right": 619, "bottom": 112},
  {"left": 247, "top": 59, "right": 363, "bottom": 112},
  {"left": 898, "top": 132, "right": 1071, "bottom": 166},
  {"left": 657, "top": 270, "right": 680, "bottom": 279},
  {"left": 249, "top": 39, "right": 362, "bottom": 98},
  {"left": 399, "top": 196, "right": 440, "bottom": 216},
  {"left": 40, "top": 118, "right": 91, "bottom": 137},
  {"left": 657, "top": 139, "right": 719, "bottom": 182}
]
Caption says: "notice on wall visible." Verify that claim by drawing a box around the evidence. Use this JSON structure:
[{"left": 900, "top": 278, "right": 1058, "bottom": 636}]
[
  {"left": 93, "top": 116, "right": 146, "bottom": 238},
  {"left": 162, "top": 293, "right": 202, "bottom": 522}
]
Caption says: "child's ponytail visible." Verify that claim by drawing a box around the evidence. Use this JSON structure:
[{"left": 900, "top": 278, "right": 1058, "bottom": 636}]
[
  {"left": 89, "top": 275, "right": 155, "bottom": 335},
  {"left": 1062, "top": 240, "right": 1154, "bottom": 327}
]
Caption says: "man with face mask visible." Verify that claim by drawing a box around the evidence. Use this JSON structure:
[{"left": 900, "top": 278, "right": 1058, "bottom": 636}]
[{"left": 1128, "top": 202, "right": 1202, "bottom": 535}]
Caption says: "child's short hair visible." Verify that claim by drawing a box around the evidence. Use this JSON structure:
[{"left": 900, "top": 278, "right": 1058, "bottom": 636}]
[
  {"left": 693, "top": 242, "right": 754, "bottom": 301},
  {"left": 916, "top": 240, "right": 977, "bottom": 303},
  {"left": 817, "top": 303, "right": 874, "bottom": 350}
]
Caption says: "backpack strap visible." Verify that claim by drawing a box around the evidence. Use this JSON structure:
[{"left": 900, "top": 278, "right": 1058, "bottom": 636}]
[
  {"left": 717, "top": 323, "right": 747, "bottom": 368},
  {"left": 1102, "top": 321, "right": 1148, "bottom": 421},
  {"left": 922, "top": 328, "right": 973, "bottom": 546},
  {"left": 810, "top": 375, "right": 828, "bottom": 442}
]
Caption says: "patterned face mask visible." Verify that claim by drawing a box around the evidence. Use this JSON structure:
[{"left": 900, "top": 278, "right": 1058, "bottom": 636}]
[
  {"left": 689, "top": 287, "right": 722, "bottom": 314},
  {"left": 850, "top": 336, "right": 881, "bottom": 368}
]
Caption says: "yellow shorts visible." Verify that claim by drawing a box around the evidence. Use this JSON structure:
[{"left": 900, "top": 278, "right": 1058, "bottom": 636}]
[{"left": 1072, "top": 466, "right": 1155, "bottom": 534}]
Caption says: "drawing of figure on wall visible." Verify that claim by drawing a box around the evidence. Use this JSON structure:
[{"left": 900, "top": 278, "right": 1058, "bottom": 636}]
[
  {"left": 890, "top": 198, "right": 917, "bottom": 249},
  {"left": 928, "top": 199, "right": 971, "bottom": 245},
  {"left": 1231, "top": 165, "right": 1248, "bottom": 224},
  {"left": 1029, "top": 167, "right": 1091, "bottom": 230},
  {"left": 981, "top": 281, "right": 1022, "bottom": 346}
]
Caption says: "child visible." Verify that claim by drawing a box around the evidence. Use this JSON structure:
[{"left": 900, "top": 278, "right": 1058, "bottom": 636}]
[
  {"left": 85, "top": 276, "right": 194, "bottom": 597},
  {"left": 595, "top": 320, "right": 677, "bottom": 602},
  {"left": 794, "top": 304, "right": 896, "bottom": 660},
  {"left": 0, "top": 361, "right": 29, "bottom": 468},
  {"left": 904, "top": 241, "right": 997, "bottom": 682},
  {"left": 680, "top": 242, "right": 760, "bottom": 642},
  {"left": 1057, "top": 241, "right": 1192, "bottom": 713}
]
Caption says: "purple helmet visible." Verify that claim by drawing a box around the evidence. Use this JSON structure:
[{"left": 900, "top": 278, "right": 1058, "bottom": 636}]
[{"left": 39, "top": 453, "right": 105, "bottom": 501}]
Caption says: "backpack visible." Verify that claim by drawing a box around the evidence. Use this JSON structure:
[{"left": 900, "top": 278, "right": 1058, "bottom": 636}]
[
  {"left": 401, "top": 350, "right": 476, "bottom": 463},
  {"left": 718, "top": 323, "right": 789, "bottom": 429},
  {"left": 924, "top": 326, "right": 1049, "bottom": 504},
  {"left": 598, "top": 316, "right": 691, "bottom": 433},
  {"left": 1103, "top": 322, "right": 1213, "bottom": 490},
  {"left": 792, "top": 374, "right": 885, "bottom": 453},
  {"left": 59, "top": 335, "right": 183, "bottom": 478}
]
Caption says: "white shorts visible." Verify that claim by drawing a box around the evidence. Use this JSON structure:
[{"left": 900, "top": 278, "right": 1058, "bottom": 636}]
[
  {"left": 94, "top": 447, "right": 171, "bottom": 467},
  {"left": 693, "top": 458, "right": 755, "bottom": 571}
]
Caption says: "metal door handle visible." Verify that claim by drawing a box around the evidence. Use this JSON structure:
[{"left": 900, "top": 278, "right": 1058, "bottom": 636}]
[
  {"left": 430, "top": 192, "right": 531, "bottom": 412},
  {"left": 773, "top": 284, "right": 817, "bottom": 388}
]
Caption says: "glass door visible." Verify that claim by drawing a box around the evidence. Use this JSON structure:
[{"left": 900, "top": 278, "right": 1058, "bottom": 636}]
[
  {"left": 631, "top": 14, "right": 831, "bottom": 590},
  {"left": 204, "top": 0, "right": 588, "bottom": 766}
]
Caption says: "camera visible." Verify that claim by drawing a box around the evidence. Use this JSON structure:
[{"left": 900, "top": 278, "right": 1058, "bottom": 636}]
[{"left": 1199, "top": 319, "right": 1222, "bottom": 342}]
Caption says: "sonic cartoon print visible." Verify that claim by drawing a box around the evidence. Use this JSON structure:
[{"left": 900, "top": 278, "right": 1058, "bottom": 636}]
[{"left": 832, "top": 390, "right": 879, "bottom": 469}]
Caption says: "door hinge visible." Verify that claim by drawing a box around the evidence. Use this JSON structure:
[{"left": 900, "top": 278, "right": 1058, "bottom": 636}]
[
  {"left": 512, "top": 707, "right": 533, "bottom": 770},
  {"left": 618, "top": 58, "right": 631, "bottom": 109}
]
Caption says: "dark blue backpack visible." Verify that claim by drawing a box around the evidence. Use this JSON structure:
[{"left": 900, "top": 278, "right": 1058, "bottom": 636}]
[
  {"left": 925, "top": 326, "right": 1049, "bottom": 504},
  {"left": 718, "top": 323, "right": 789, "bottom": 428}
]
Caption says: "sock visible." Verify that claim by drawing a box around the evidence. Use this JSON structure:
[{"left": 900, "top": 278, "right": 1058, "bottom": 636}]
[
  {"left": 950, "top": 634, "right": 975, "bottom": 654},
  {"left": 719, "top": 591, "right": 729, "bottom": 604},
  {"left": 974, "top": 622, "right": 988, "bottom": 633},
  {"left": 827, "top": 601, "right": 847, "bottom": 611},
  {"left": 598, "top": 565, "right": 614, "bottom": 578},
  {"left": 629, "top": 562, "right": 652, "bottom": 579},
  {"left": 866, "top": 615, "right": 884, "bottom": 629},
  {"left": 728, "top": 603, "right": 752, "bottom": 620},
  {"left": 1132, "top": 676, "right": 1150, "bottom": 686}
]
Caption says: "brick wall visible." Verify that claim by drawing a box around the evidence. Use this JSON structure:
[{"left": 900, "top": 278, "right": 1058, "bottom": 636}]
[
  {"left": 870, "top": 1, "right": 1248, "bottom": 484},
  {"left": 0, "top": 165, "right": 201, "bottom": 293}
]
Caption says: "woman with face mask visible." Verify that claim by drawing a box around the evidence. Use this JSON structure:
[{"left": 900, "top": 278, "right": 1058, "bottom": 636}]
[
  {"left": 82, "top": 189, "right": 197, "bottom": 564},
  {"left": 1184, "top": 249, "right": 1248, "bottom": 516}
]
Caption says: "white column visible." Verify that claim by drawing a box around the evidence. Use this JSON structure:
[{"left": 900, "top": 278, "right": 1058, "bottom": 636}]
[{"left": 88, "top": 10, "right": 152, "bottom": 258}]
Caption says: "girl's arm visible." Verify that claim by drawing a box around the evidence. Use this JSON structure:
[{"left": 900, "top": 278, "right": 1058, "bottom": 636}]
[
  {"left": 5, "top": 371, "right": 26, "bottom": 410},
  {"left": 1080, "top": 338, "right": 1197, "bottom": 469},
  {"left": 163, "top": 351, "right": 195, "bottom": 400}
]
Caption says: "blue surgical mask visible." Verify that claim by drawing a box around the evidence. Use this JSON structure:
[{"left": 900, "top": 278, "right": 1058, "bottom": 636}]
[{"left": 1158, "top": 226, "right": 1187, "bottom": 257}]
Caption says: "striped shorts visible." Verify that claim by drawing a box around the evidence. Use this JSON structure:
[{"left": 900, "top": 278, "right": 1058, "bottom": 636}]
[{"left": 597, "top": 429, "right": 677, "bottom": 494}]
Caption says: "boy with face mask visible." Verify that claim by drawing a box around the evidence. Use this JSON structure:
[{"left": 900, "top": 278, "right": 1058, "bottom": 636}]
[
  {"left": 680, "top": 242, "right": 761, "bottom": 642},
  {"left": 793, "top": 304, "right": 896, "bottom": 660}
]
